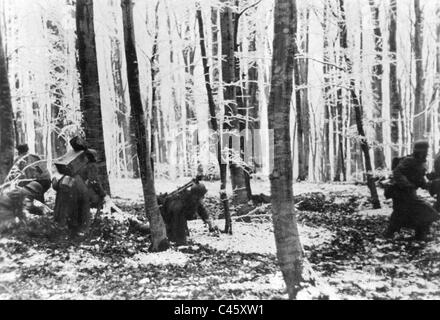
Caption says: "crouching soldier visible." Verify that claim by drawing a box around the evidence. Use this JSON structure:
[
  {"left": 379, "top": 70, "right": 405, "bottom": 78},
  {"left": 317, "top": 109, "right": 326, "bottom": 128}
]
[
  {"left": 385, "top": 140, "right": 440, "bottom": 241},
  {"left": 159, "top": 182, "right": 217, "bottom": 245},
  {"left": 6, "top": 144, "right": 51, "bottom": 202},
  {"left": 0, "top": 181, "right": 50, "bottom": 231},
  {"left": 52, "top": 137, "right": 110, "bottom": 239}
]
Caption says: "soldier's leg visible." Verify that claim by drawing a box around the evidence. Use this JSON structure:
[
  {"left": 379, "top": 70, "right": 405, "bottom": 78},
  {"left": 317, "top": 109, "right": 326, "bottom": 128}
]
[
  {"left": 384, "top": 204, "right": 401, "bottom": 238},
  {"left": 77, "top": 179, "right": 91, "bottom": 235},
  {"left": 170, "top": 208, "right": 187, "bottom": 245}
]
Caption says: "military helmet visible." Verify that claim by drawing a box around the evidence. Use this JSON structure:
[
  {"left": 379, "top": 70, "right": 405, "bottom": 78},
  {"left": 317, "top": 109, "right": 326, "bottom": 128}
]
[
  {"left": 22, "top": 181, "right": 44, "bottom": 203},
  {"left": 86, "top": 148, "right": 98, "bottom": 162},
  {"left": 190, "top": 183, "right": 208, "bottom": 198},
  {"left": 413, "top": 140, "right": 429, "bottom": 152}
]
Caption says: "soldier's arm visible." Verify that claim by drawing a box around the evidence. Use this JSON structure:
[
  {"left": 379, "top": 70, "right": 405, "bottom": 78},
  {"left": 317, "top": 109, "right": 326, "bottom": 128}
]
[
  {"left": 393, "top": 158, "right": 416, "bottom": 189},
  {"left": 197, "top": 201, "right": 217, "bottom": 231}
]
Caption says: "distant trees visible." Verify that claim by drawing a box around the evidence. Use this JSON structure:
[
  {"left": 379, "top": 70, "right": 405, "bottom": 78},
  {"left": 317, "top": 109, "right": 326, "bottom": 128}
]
[
  {"left": 0, "top": 27, "right": 14, "bottom": 183},
  {"left": 338, "top": 0, "right": 380, "bottom": 209},
  {"left": 76, "top": 0, "right": 110, "bottom": 193},
  {"left": 268, "top": 0, "right": 305, "bottom": 299},
  {"left": 121, "top": 0, "right": 169, "bottom": 252}
]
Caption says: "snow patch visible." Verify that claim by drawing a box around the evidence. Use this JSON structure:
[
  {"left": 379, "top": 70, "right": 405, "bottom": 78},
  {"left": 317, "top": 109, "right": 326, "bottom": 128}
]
[{"left": 127, "top": 251, "right": 189, "bottom": 267}]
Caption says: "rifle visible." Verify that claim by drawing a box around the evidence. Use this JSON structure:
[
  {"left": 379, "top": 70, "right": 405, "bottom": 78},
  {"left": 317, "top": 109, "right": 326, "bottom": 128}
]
[{"left": 158, "top": 175, "right": 202, "bottom": 205}]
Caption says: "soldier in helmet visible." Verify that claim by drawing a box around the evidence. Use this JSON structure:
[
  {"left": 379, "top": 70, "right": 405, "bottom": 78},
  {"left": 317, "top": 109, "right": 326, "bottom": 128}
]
[
  {"left": 0, "top": 181, "right": 48, "bottom": 231},
  {"left": 52, "top": 136, "right": 110, "bottom": 239},
  {"left": 385, "top": 140, "right": 440, "bottom": 241},
  {"left": 159, "top": 182, "right": 217, "bottom": 245},
  {"left": 8, "top": 144, "right": 51, "bottom": 202}
]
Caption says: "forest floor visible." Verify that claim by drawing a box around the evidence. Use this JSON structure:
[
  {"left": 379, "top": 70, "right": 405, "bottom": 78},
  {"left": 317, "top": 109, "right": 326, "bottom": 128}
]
[{"left": 1, "top": 178, "right": 440, "bottom": 300}]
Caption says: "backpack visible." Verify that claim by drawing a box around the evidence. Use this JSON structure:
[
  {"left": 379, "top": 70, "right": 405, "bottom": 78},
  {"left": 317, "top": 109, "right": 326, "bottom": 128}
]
[{"left": 384, "top": 156, "right": 406, "bottom": 199}]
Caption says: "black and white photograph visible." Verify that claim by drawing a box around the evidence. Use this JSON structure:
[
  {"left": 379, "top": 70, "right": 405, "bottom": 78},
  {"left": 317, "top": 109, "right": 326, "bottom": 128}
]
[{"left": 0, "top": 0, "right": 440, "bottom": 304}]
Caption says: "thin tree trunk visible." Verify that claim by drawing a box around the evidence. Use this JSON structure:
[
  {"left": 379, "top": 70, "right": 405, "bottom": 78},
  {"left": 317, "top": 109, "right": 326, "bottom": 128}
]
[
  {"left": 76, "top": 0, "right": 110, "bottom": 194},
  {"left": 121, "top": 0, "right": 169, "bottom": 252},
  {"left": 369, "top": 0, "right": 385, "bottom": 169},
  {"left": 0, "top": 28, "right": 14, "bottom": 183},
  {"left": 150, "top": 2, "right": 160, "bottom": 168},
  {"left": 322, "top": 0, "right": 331, "bottom": 181},
  {"left": 247, "top": 35, "right": 262, "bottom": 172},
  {"left": 196, "top": 6, "right": 232, "bottom": 234},
  {"left": 268, "top": 0, "right": 306, "bottom": 299},
  {"left": 294, "top": 9, "right": 310, "bottom": 181},
  {"left": 389, "top": 0, "right": 401, "bottom": 159},
  {"left": 413, "top": 0, "right": 425, "bottom": 140},
  {"left": 220, "top": 2, "right": 249, "bottom": 204}
]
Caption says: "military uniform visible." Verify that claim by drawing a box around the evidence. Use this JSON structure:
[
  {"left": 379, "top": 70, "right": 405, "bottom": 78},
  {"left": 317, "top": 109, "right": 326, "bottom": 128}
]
[
  {"left": 9, "top": 152, "right": 51, "bottom": 201},
  {"left": 385, "top": 141, "right": 440, "bottom": 240},
  {"left": 0, "top": 181, "right": 47, "bottom": 231},
  {"left": 160, "top": 183, "right": 214, "bottom": 245},
  {"left": 52, "top": 138, "right": 107, "bottom": 237}
]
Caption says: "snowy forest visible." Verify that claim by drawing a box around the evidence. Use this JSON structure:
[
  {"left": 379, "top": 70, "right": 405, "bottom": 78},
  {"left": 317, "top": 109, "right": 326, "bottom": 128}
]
[{"left": 1, "top": 0, "right": 440, "bottom": 301}]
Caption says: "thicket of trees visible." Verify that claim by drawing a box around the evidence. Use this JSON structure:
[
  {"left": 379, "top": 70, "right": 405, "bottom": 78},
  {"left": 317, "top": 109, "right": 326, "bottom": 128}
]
[{"left": 2, "top": 0, "right": 439, "bottom": 186}]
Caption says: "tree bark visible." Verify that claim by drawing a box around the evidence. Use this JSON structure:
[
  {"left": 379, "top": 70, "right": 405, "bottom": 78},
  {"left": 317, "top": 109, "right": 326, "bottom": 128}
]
[
  {"left": 369, "top": 0, "right": 385, "bottom": 169},
  {"left": 121, "top": 0, "right": 169, "bottom": 252},
  {"left": 76, "top": 0, "right": 110, "bottom": 194},
  {"left": 0, "top": 28, "right": 14, "bottom": 184},
  {"left": 389, "top": 0, "right": 401, "bottom": 159},
  {"left": 196, "top": 7, "right": 232, "bottom": 234},
  {"left": 268, "top": 0, "right": 305, "bottom": 299}
]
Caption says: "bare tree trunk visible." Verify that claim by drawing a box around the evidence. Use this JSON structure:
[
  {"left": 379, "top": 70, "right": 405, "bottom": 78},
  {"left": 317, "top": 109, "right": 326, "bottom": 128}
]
[
  {"left": 369, "top": 0, "right": 385, "bottom": 169},
  {"left": 322, "top": 0, "right": 331, "bottom": 181},
  {"left": 196, "top": 6, "right": 232, "bottom": 234},
  {"left": 268, "top": 0, "right": 306, "bottom": 299},
  {"left": 76, "top": 0, "right": 110, "bottom": 194},
  {"left": 294, "top": 9, "right": 310, "bottom": 181},
  {"left": 247, "top": 35, "right": 262, "bottom": 173},
  {"left": 413, "top": 0, "right": 425, "bottom": 140},
  {"left": 339, "top": 0, "right": 380, "bottom": 208},
  {"left": 0, "top": 28, "right": 14, "bottom": 183},
  {"left": 121, "top": 0, "right": 169, "bottom": 252},
  {"left": 389, "top": 0, "right": 401, "bottom": 159},
  {"left": 150, "top": 2, "right": 160, "bottom": 168},
  {"left": 220, "top": 2, "right": 249, "bottom": 204}
]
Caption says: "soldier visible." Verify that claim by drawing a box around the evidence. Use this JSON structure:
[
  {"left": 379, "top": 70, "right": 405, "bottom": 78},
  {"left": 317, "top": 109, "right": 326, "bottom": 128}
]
[
  {"left": 159, "top": 182, "right": 217, "bottom": 245},
  {"left": 385, "top": 140, "right": 440, "bottom": 241},
  {"left": 427, "top": 147, "right": 440, "bottom": 211},
  {"left": 0, "top": 181, "right": 49, "bottom": 231},
  {"left": 52, "top": 137, "right": 110, "bottom": 239},
  {"left": 9, "top": 144, "right": 51, "bottom": 201}
]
